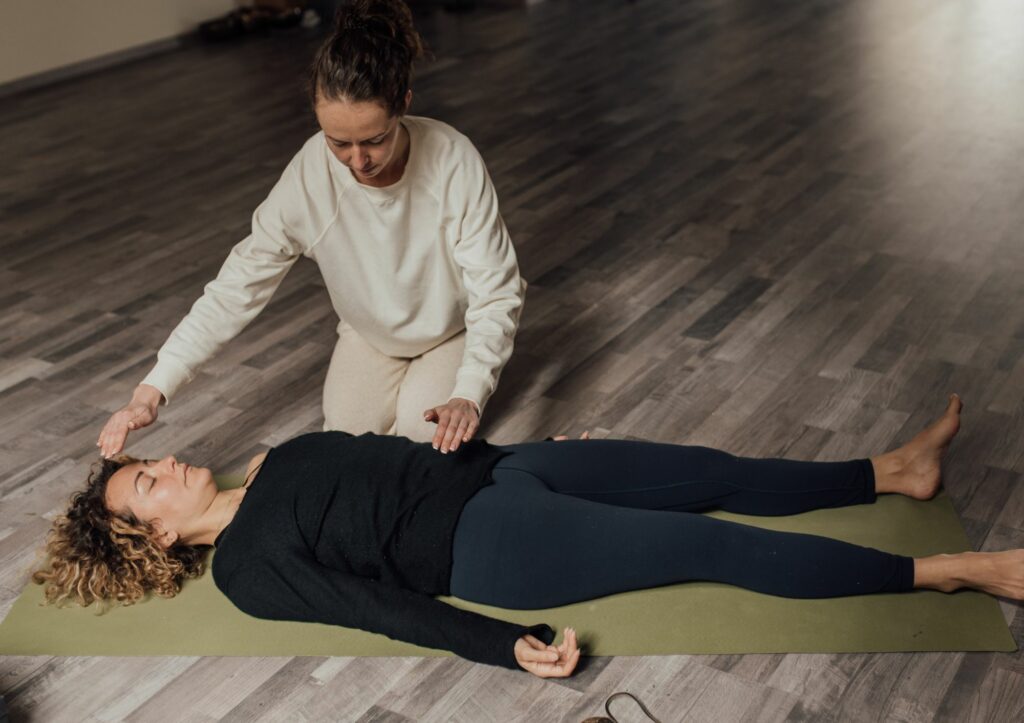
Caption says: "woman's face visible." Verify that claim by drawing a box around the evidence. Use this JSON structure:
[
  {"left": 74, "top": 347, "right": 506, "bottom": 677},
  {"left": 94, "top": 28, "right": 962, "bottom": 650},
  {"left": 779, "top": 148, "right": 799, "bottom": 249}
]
[
  {"left": 105, "top": 456, "right": 217, "bottom": 545},
  {"left": 315, "top": 91, "right": 411, "bottom": 182}
]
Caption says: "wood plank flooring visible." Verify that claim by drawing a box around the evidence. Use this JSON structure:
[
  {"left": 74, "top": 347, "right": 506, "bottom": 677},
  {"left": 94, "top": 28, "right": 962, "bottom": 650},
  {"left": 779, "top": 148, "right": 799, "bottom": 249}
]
[{"left": 2, "top": 0, "right": 1024, "bottom": 720}]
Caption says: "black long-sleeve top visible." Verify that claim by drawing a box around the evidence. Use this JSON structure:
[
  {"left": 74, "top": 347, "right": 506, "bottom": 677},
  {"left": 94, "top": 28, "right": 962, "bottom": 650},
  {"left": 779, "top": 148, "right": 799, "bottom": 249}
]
[{"left": 211, "top": 431, "right": 556, "bottom": 669}]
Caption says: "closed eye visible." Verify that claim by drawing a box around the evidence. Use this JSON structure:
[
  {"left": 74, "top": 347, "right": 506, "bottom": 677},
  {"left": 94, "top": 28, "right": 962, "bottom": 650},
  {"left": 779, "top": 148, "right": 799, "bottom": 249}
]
[{"left": 333, "top": 138, "right": 385, "bottom": 148}]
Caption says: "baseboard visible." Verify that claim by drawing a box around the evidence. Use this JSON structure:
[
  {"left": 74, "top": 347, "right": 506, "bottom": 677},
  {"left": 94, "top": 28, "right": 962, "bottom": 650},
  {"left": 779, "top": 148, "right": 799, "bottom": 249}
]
[{"left": 0, "top": 33, "right": 193, "bottom": 100}]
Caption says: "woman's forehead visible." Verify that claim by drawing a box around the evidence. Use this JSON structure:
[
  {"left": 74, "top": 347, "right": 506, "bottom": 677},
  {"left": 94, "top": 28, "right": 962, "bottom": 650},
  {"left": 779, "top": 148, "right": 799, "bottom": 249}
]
[
  {"left": 105, "top": 461, "right": 145, "bottom": 508},
  {"left": 316, "top": 99, "right": 391, "bottom": 135}
]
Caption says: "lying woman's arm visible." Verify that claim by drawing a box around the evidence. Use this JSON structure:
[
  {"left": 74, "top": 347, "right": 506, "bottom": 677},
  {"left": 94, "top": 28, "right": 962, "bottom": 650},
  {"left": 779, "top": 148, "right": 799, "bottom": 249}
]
[{"left": 215, "top": 554, "right": 555, "bottom": 671}]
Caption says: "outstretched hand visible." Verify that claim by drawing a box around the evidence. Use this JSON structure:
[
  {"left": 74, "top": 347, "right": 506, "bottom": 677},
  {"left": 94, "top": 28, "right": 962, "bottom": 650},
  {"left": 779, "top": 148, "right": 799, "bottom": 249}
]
[
  {"left": 423, "top": 397, "right": 480, "bottom": 453},
  {"left": 97, "top": 384, "right": 164, "bottom": 458},
  {"left": 515, "top": 628, "right": 580, "bottom": 678}
]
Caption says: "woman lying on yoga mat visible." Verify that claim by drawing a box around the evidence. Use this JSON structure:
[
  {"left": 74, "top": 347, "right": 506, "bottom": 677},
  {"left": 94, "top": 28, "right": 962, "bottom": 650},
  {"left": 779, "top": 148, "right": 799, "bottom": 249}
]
[{"left": 34, "top": 394, "right": 1024, "bottom": 679}]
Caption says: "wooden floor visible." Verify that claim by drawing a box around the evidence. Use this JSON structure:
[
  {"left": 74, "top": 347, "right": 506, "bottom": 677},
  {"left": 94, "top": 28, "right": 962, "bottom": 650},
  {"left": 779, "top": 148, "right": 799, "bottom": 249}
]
[{"left": 3, "top": 0, "right": 1024, "bottom": 719}]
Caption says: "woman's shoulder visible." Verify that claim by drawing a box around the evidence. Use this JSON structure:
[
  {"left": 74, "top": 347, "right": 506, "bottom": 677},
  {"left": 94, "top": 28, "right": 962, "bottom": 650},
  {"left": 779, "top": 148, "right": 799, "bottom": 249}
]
[
  {"left": 257, "top": 131, "right": 342, "bottom": 239},
  {"left": 406, "top": 114, "right": 459, "bottom": 136},
  {"left": 406, "top": 115, "right": 481, "bottom": 161},
  {"left": 245, "top": 451, "right": 269, "bottom": 481},
  {"left": 262, "top": 430, "right": 358, "bottom": 461},
  {"left": 287, "top": 130, "right": 337, "bottom": 179}
]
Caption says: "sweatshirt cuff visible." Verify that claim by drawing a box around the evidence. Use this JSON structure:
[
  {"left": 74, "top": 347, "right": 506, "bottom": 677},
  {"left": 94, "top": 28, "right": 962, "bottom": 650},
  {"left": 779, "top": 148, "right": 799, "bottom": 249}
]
[
  {"left": 450, "top": 373, "right": 491, "bottom": 416},
  {"left": 505, "top": 623, "right": 556, "bottom": 671},
  {"left": 140, "top": 357, "right": 193, "bottom": 405}
]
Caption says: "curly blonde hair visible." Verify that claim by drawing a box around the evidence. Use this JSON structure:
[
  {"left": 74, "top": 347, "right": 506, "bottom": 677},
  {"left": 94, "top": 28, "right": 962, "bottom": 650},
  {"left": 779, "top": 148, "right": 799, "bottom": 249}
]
[{"left": 32, "top": 455, "right": 208, "bottom": 608}]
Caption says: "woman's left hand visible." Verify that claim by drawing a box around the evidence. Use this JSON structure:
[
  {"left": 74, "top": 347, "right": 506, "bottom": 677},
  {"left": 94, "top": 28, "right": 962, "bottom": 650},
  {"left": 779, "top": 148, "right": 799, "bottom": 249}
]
[
  {"left": 515, "top": 627, "right": 580, "bottom": 678},
  {"left": 424, "top": 397, "right": 480, "bottom": 453}
]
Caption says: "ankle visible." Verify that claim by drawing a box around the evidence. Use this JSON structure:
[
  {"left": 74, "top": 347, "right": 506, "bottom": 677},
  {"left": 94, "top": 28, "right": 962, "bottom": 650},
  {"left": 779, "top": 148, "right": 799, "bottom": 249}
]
[
  {"left": 945, "top": 552, "right": 975, "bottom": 591},
  {"left": 914, "top": 552, "right": 971, "bottom": 593},
  {"left": 954, "top": 551, "right": 999, "bottom": 592},
  {"left": 871, "top": 452, "right": 905, "bottom": 495}
]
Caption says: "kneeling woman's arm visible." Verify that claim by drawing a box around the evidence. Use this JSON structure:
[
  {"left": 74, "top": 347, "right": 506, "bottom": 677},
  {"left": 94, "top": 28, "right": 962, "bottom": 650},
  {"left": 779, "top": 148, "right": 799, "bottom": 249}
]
[{"left": 216, "top": 553, "right": 556, "bottom": 671}]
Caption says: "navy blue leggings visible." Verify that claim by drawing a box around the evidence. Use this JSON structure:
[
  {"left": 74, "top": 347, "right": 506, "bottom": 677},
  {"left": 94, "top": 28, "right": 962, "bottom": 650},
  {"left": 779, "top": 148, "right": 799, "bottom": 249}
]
[{"left": 449, "top": 439, "right": 915, "bottom": 609}]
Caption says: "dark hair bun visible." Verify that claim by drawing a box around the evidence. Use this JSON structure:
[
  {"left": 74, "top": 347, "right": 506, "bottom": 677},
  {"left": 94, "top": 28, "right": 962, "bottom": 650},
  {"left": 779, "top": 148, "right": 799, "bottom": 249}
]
[{"left": 308, "top": 1, "right": 428, "bottom": 114}]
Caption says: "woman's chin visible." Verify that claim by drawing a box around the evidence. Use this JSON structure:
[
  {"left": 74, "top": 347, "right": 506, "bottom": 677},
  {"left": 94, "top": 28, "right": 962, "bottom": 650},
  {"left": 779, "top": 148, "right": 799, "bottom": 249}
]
[{"left": 188, "top": 466, "right": 215, "bottom": 490}]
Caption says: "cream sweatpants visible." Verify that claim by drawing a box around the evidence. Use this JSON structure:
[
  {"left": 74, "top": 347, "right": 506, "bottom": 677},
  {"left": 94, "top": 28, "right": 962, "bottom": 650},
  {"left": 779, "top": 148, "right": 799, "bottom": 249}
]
[{"left": 322, "top": 319, "right": 468, "bottom": 443}]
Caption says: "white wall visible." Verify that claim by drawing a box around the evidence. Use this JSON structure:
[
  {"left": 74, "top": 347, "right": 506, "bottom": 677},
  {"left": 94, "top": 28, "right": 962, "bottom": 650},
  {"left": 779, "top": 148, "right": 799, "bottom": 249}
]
[{"left": 0, "top": 0, "right": 237, "bottom": 86}]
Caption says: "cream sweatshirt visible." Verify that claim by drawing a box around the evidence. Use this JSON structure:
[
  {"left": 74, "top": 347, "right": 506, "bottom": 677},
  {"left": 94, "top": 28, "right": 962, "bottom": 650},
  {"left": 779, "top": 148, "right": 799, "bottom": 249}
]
[{"left": 141, "top": 115, "right": 526, "bottom": 414}]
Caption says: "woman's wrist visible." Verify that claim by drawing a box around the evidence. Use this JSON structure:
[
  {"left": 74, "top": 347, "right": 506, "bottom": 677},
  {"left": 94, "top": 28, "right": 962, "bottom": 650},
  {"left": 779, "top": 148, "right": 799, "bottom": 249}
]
[
  {"left": 448, "top": 397, "right": 481, "bottom": 416},
  {"left": 132, "top": 383, "right": 165, "bottom": 409}
]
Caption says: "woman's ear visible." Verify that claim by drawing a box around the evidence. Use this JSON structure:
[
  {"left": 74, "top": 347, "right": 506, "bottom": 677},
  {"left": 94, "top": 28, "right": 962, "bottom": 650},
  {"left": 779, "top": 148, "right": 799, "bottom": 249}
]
[
  {"left": 404, "top": 88, "right": 413, "bottom": 113},
  {"left": 150, "top": 519, "right": 179, "bottom": 549}
]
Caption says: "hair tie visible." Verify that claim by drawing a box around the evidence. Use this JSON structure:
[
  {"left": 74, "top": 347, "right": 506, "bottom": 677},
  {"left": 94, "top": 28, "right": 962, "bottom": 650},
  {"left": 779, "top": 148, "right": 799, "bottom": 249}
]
[{"left": 340, "top": 14, "right": 371, "bottom": 32}]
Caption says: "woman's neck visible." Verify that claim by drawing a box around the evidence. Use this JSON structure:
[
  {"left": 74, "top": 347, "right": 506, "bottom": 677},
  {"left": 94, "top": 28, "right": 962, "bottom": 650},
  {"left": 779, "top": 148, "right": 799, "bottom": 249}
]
[
  {"left": 193, "top": 451, "right": 265, "bottom": 545},
  {"left": 185, "top": 487, "right": 246, "bottom": 547}
]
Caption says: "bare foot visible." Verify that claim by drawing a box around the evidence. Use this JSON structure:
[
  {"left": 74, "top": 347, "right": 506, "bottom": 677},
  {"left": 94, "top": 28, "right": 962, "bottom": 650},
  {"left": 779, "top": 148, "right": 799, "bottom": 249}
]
[
  {"left": 915, "top": 549, "right": 1024, "bottom": 600},
  {"left": 962, "top": 550, "right": 1024, "bottom": 600},
  {"left": 872, "top": 393, "right": 962, "bottom": 500}
]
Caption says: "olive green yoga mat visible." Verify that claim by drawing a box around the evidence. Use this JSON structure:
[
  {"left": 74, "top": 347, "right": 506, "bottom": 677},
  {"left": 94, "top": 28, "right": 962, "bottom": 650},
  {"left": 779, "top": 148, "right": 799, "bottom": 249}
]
[{"left": 0, "top": 476, "right": 1014, "bottom": 657}]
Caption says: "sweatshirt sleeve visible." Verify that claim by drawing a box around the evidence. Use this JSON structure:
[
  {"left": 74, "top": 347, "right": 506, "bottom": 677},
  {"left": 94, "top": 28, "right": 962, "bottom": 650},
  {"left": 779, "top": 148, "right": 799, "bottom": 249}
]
[
  {"left": 223, "top": 557, "right": 554, "bottom": 671},
  {"left": 139, "top": 154, "right": 309, "bottom": 402},
  {"left": 447, "top": 143, "right": 526, "bottom": 414}
]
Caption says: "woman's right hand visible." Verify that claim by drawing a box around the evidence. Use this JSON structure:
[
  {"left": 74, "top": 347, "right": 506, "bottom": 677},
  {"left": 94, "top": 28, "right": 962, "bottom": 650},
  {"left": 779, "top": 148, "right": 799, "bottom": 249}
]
[
  {"left": 97, "top": 384, "right": 164, "bottom": 458},
  {"left": 515, "top": 627, "right": 580, "bottom": 678}
]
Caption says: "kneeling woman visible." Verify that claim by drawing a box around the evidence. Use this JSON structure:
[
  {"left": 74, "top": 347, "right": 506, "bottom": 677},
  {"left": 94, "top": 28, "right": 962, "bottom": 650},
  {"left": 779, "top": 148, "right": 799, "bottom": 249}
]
[{"left": 33, "top": 394, "right": 1024, "bottom": 679}]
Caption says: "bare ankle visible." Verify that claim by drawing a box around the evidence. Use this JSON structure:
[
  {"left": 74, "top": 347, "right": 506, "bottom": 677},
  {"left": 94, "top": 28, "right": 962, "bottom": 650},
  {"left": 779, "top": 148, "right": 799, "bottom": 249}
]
[
  {"left": 913, "top": 552, "right": 970, "bottom": 593},
  {"left": 871, "top": 452, "right": 906, "bottom": 495}
]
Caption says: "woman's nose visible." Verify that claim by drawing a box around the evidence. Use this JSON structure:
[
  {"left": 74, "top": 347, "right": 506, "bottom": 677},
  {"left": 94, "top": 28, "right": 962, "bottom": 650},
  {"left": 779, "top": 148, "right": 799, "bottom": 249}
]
[{"left": 162, "top": 455, "right": 177, "bottom": 470}]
